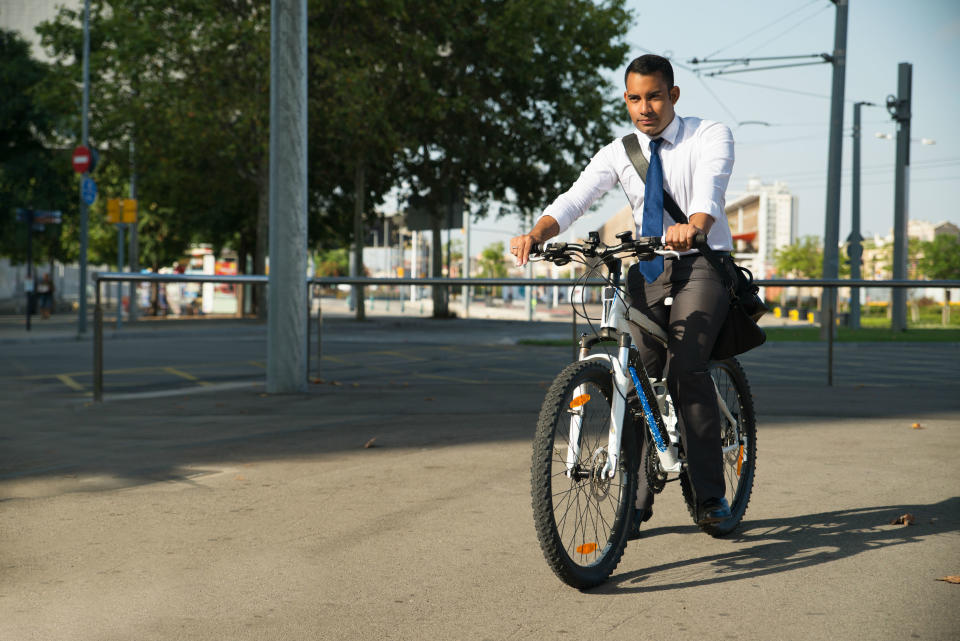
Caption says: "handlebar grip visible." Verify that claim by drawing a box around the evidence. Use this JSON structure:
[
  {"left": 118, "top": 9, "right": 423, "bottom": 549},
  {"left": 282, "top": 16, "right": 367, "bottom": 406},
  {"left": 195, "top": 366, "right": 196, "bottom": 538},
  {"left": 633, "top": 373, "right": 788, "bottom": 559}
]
[
  {"left": 530, "top": 242, "right": 544, "bottom": 255},
  {"left": 692, "top": 231, "right": 709, "bottom": 248}
]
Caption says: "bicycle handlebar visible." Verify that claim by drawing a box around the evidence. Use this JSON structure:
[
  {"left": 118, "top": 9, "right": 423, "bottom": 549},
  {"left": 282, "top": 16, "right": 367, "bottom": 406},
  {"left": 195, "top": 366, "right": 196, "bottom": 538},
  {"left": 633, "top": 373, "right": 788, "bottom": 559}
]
[{"left": 531, "top": 231, "right": 709, "bottom": 264}]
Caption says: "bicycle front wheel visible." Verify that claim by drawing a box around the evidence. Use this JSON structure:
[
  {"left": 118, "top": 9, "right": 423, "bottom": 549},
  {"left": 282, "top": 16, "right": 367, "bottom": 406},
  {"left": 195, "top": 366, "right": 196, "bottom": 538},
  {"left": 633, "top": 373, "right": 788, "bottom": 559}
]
[
  {"left": 531, "top": 360, "right": 638, "bottom": 589},
  {"left": 681, "top": 357, "right": 757, "bottom": 537}
]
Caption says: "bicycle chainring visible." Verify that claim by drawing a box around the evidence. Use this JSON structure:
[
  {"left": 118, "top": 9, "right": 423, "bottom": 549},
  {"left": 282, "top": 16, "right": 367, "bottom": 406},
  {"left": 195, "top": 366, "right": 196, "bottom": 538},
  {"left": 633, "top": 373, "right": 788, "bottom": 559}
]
[{"left": 644, "top": 440, "right": 668, "bottom": 494}]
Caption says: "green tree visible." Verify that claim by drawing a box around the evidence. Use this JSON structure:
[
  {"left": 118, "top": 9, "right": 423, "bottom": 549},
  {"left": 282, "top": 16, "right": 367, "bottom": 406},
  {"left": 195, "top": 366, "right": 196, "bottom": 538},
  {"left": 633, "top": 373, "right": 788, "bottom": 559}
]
[
  {"left": 917, "top": 234, "right": 960, "bottom": 325},
  {"left": 313, "top": 248, "right": 350, "bottom": 278},
  {"left": 397, "top": 0, "right": 632, "bottom": 317},
  {"left": 774, "top": 236, "right": 823, "bottom": 278},
  {"left": 38, "top": 1, "right": 273, "bottom": 309},
  {"left": 0, "top": 29, "right": 76, "bottom": 267},
  {"left": 477, "top": 241, "right": 507, "bottom": 296}
]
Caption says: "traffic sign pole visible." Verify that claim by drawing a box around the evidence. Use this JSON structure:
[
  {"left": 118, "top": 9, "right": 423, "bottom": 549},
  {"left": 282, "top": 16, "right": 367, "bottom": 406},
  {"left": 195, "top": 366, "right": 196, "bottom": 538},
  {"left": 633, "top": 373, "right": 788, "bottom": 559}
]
[
  {"left": 78, "top": 0, "right": 91, "bottom": 336},
  {"left": 25, "top": 209, "right": 33, "bottom": 332},
  {"left": 116, "top": 224, "right": 125, "bottom": 330}
]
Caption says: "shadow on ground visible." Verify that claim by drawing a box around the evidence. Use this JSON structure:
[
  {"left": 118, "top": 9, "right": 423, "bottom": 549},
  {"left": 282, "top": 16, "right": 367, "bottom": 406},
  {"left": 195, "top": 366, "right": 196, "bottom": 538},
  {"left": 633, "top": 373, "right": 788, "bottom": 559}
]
[{"left": 598, "top": 497, "right": 960, "bottom": 594}]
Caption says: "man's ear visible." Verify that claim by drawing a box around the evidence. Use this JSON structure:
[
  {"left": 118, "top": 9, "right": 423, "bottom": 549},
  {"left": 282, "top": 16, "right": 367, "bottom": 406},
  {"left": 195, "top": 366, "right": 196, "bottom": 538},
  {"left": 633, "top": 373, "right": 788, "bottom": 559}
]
[{"left": 670, "top": 85, "right": 680, "bottom": 105}]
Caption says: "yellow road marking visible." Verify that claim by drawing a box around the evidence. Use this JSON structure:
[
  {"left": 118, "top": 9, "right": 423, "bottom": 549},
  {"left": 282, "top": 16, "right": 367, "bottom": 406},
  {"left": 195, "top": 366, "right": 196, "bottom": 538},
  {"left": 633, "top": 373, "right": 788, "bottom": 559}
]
[
  {"left": 55, "top": 374, "right": 85, "bottom": 391},
  {"left": 162, "top": 367, "right": 212, "bottom": 386},
  {"left": 9, "top": 360, "right": 263, "bottom": 382}
]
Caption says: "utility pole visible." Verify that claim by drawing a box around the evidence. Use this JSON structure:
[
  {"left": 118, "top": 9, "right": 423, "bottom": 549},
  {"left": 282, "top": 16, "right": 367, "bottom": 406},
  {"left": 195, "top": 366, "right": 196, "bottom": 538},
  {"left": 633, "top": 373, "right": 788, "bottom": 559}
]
[
  {"left": 819, "top": 0, "right": 849, "bottom": 340},
  {"left": 352, "top": 164, "right": 366, "bottom": 320},
  {"left": 888, "top": 62, "right": 912, "bottom": 332},
  {"left": 462, "top": 208, "right": 471, "bottom": 318},
  {"left": 77, "top": 0, "right": 91, "bottom": 335},
  {"left": 848, "top": 101, "right": 873, "bottom": 330},
  {"left": 266, "top": 0, "right": 308, "bottom": 393},
  {"left": 128, "top": 137, "right": 139, "bottom": 323}
]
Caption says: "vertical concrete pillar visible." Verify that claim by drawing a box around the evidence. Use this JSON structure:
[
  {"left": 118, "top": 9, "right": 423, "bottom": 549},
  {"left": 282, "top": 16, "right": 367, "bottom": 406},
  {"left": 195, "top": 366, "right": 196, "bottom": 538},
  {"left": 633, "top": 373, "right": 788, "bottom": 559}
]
[{"left": 267, "top": 0, "right": 308, "bottom": 393}]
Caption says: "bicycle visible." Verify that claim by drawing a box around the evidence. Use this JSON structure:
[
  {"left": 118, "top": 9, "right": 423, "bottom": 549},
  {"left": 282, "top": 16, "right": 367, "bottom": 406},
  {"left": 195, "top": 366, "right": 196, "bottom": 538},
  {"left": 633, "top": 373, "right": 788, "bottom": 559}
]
[{"left": 529, "top": 231, "right": 757, "bottom": 589}]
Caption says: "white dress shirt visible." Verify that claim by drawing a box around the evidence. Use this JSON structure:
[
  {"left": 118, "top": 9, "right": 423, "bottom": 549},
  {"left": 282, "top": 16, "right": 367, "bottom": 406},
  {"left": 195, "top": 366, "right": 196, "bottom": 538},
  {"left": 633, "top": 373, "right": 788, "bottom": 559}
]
[{"left": 538, "top": 114, "right": 735, "bottom": 252}]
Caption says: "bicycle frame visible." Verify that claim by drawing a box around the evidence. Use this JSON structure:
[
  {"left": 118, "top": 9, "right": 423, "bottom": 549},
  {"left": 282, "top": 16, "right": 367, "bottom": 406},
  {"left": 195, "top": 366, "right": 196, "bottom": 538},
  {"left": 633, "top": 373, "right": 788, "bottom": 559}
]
[
  {"left": 538, "top": 236, "right": 743, "bottom": 488},
  {"left": 564, "top": 254, "right": 686, "bottom": 480}
]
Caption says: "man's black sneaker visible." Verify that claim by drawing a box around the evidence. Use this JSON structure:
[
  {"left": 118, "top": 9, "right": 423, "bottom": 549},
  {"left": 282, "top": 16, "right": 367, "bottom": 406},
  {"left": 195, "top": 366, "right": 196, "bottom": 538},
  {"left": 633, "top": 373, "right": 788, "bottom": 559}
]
[{"left": 697, "top": 497, "right": 732, "bottom": 525}]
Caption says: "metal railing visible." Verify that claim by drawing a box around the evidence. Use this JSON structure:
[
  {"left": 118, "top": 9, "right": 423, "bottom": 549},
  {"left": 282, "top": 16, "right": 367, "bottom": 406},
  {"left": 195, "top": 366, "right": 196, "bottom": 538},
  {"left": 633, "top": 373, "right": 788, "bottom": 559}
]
[{"left": 91, "top": 272, "right": 960, "bottom": 401}]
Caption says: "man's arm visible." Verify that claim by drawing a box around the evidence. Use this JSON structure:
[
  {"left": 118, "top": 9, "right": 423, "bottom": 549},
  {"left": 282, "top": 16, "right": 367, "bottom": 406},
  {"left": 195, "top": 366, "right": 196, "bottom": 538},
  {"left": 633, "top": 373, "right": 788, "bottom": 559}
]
[
  {"left": 510, "top": 215, "right": 560, "bottom": 267},
  {"left": 666, "top": 121, "right": 734, "bottom": 251}
]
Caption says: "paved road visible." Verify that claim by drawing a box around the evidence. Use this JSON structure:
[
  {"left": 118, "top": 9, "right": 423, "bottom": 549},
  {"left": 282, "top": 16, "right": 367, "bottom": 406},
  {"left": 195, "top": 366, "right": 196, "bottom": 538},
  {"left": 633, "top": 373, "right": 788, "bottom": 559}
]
[{"left": 1, "top": 315, "right": 958, "bottom": 640}]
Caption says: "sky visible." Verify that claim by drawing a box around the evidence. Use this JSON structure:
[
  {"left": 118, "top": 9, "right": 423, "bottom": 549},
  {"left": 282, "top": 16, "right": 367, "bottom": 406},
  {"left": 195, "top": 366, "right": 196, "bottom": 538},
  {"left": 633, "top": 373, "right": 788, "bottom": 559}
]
[
  {"left": 472, "top": 0, "right": 960, "bottom": 255},
  {"left": 4, "top": 0, "right": 959, "bottom": 258}
]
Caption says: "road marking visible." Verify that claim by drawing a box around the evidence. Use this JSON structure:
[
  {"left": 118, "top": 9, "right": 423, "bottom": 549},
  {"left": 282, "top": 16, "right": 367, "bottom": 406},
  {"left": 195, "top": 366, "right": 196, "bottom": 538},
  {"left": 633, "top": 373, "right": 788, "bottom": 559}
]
[
  {"left": 162, "top": 367, "right": 212, "bottom": 386},
  {"left": 55, "top": 374, "right": 85, "bottom": 391}
]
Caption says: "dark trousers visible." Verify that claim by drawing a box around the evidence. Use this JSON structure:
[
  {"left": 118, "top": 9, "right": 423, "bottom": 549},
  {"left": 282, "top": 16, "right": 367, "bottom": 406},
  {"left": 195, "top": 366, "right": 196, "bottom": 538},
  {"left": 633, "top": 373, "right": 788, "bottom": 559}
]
[{"left": 627, "top": 254, "right": 730, "bottom": 510}]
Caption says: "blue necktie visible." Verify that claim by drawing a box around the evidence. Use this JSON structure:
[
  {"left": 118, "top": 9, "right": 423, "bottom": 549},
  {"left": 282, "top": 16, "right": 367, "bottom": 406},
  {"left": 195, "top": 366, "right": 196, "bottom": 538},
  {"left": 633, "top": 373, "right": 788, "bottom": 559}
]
[{"left": 639, "top": 138, "right": 664, "bottom": 283}]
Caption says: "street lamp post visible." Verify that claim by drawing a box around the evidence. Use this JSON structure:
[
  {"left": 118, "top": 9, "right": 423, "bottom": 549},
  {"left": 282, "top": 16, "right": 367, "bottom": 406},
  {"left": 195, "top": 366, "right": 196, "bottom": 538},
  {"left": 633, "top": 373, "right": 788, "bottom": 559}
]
[
  {"left": 848, "top": 101, "right": 875, "bottom": 330},
  {"left": 888, "top": 62, "right": 912, "bottom": 332}
]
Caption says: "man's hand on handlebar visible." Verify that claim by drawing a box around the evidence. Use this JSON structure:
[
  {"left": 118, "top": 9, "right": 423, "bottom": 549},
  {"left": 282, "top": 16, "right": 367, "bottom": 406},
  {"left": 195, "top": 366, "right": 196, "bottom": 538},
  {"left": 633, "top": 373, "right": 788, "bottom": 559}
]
[
  {"left": 510, "top": 215, "right": 560, "bottom": 266},
  {"left": 664, "top": 213, "right": 714, "bottom": 252},
  {"left": 509, "top": 233, "right": 540, "bottom": 267}
]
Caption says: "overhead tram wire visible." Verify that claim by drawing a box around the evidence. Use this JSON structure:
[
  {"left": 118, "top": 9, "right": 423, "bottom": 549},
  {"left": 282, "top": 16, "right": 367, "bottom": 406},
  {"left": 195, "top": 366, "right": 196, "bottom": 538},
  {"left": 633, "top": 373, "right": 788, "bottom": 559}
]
[
  {"left": 697, "top": 76, "right": 740, "bottom": 126},
  {"left": 701, "top": 0, "right": 821, "bottom": 61},
  {"left": 741, "top": 2, "right": 834, "bottom": 58}
]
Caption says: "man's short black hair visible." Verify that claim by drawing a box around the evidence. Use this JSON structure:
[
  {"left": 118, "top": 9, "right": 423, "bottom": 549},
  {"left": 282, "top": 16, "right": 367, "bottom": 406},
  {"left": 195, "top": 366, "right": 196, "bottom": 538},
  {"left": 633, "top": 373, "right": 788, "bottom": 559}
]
[{"left": 624, "top": 54, "right": 674, "bottom": 88}]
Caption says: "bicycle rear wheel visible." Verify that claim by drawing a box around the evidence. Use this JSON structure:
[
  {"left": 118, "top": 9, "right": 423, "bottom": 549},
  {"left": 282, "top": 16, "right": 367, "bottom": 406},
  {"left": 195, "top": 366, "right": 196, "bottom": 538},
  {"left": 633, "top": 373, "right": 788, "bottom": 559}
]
[
  {"left": 531, "top": 360, "right": 638, "bottom": 589},
  {"left": 681, "top": 357, "right": 757, "bottom": 537}
]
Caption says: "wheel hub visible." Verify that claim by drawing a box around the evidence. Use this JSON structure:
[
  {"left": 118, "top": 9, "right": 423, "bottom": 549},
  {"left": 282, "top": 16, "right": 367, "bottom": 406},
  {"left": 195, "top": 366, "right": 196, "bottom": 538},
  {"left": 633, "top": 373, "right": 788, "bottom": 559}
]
[{"left": 589, "top": 448, "right": 612, "bottom": 499}]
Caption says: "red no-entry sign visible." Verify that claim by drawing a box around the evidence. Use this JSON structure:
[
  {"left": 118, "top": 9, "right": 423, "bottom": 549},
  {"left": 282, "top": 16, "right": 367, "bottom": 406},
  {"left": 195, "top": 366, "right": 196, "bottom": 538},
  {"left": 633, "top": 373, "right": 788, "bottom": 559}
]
[{"left": 72, "top": 145, "right": 91, "bottom": 173}]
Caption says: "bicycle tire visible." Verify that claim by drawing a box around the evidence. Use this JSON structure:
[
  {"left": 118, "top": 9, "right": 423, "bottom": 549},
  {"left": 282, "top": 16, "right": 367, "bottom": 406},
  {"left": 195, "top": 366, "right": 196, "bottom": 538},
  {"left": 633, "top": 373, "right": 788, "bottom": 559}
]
[
  {"left": 680, "top": 357, "right": 757, "bottom": 537},
  {"left": 531, "top": 359, "right": 638, "bottom": 589}
]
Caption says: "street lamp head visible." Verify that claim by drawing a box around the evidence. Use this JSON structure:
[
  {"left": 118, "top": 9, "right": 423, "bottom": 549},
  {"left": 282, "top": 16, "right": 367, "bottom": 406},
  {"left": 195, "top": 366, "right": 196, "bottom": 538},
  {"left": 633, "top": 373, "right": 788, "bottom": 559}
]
[
  {"left": 875, "top": 132, "right": 893, "bottom": 139},
  {"left": 920, "top": 138, "right": 936, "bottom": 146}
]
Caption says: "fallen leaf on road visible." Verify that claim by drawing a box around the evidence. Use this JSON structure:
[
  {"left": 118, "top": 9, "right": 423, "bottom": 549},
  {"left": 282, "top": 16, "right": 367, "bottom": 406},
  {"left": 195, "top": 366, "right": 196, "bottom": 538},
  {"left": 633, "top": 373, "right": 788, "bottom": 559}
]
[
  {"left": 310, "top": 378, "right": 324, "bottom": 384},
  {"left": 890, "top": 513, "right": 915, "bottom": 526},
  {"left": 364, "top": 437, "right": 377, "bottom": 449},
  {"left": 352, "top": 383, "right": 360, "bottom": 387},
  {"left": 258, "top": 393, "right": 268, "bottom": 398},
  {"left": 424, "top": 397, "right": 434, "bottom": 401},
  {"left": 936, "top": 576, "right": 960, "bottom": 584},
  {"left": 911, "top": 422, "right": 924, "bottom": 429},
  {"left": 330, "top": 381, "right": 342, "bottom": 386},
  {"left": 234, "top": 474, "right": 246, "bottom": 481}
]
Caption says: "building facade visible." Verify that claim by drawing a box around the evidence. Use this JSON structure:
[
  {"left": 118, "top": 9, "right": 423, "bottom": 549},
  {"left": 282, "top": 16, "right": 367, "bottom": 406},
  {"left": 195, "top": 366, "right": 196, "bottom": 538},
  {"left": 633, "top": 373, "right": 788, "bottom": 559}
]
[{"left": 724, "top": 178, "right": 799, "bottom": 279}]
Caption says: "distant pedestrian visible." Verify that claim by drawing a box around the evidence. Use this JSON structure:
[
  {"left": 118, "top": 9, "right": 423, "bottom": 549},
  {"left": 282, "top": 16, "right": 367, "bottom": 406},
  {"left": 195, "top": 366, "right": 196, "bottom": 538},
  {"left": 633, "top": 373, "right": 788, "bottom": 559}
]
[{"left": 36, "top": 273, "right": 54, "bottom": 319}]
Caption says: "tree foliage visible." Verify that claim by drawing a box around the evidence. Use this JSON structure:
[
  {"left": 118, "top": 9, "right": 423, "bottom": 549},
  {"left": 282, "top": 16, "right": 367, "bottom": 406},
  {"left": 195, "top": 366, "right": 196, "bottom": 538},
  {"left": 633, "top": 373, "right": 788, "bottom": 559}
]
[
  {"left": 0, "top": 29, "right": 76, "bottom": 264},
  {"left": 917, "top": 235, "right": 960, "bottom": 281},
  {"left": 27, "top": 0, "right": 632, "bottom": 311},
  {"left": 774, "top": 236, "right": 823, "bottom": 278}
]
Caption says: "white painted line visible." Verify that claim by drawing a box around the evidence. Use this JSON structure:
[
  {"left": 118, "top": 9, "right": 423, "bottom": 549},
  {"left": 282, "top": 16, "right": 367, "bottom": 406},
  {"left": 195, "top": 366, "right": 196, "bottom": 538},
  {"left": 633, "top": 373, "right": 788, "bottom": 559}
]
[{"left": 99, "top": 380, "right": 263, "bottom": 402}]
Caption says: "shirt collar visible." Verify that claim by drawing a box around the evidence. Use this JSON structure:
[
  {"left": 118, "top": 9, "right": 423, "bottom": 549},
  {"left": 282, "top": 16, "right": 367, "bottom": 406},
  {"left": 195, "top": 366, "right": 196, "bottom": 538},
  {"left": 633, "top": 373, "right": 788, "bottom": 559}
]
[{"left": 635, "top": 113, "right": 681, "bottom": 150}]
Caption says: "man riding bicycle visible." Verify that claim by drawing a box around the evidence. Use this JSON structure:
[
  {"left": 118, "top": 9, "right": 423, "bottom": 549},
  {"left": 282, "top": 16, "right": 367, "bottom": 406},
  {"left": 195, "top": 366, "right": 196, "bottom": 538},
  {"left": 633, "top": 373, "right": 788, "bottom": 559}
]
[{"left": 510, "top": 54, "right": 736, "bottom": 535}]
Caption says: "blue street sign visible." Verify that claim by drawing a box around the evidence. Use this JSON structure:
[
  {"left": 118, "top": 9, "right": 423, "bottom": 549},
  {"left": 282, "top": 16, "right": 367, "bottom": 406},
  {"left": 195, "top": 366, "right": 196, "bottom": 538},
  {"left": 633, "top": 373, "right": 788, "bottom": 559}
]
[{"left": 81, "top": 177, "right": 97, "bottom": 205}]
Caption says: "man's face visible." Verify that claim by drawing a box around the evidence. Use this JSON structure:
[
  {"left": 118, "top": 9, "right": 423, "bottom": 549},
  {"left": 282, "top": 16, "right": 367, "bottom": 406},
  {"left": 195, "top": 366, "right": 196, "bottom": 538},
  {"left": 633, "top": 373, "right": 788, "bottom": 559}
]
[{"left": 623, "top": 72, "right": 679, "bottom": 137}]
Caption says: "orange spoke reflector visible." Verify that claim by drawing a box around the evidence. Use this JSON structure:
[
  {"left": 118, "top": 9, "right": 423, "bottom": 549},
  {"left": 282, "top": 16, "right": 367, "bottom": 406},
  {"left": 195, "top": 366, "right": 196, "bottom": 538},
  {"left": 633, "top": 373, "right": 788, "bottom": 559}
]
[
  {"left": 736, "top": 445, "right": 744, "bottom": 477},
  {"left": 569, "top": 394, "right": 591, "bottom": 409},
  {"left": 576, "top": 542, "right": 598, "bottom": 555}
]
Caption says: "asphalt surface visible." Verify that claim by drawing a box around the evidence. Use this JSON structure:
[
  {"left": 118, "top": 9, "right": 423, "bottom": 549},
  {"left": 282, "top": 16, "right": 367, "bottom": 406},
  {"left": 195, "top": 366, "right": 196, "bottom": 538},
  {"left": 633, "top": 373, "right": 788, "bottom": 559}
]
[{"left": 1, "top": 309, "right": 958, "bottom": 640}]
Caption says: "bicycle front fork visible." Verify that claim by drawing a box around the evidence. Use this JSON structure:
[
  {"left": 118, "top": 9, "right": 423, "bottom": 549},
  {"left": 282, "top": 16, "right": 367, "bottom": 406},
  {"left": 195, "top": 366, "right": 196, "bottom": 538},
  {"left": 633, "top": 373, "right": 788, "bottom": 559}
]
[{"left": 566, "top": 332, "right": 682, "bottom": 479}]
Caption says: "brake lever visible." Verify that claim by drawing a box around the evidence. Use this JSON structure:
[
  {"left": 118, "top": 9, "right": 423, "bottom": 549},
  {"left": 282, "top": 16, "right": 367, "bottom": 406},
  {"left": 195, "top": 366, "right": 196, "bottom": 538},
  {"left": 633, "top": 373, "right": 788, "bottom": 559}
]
[{"left": 655, "top": 249, "right": 681, "bottom": 259}]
